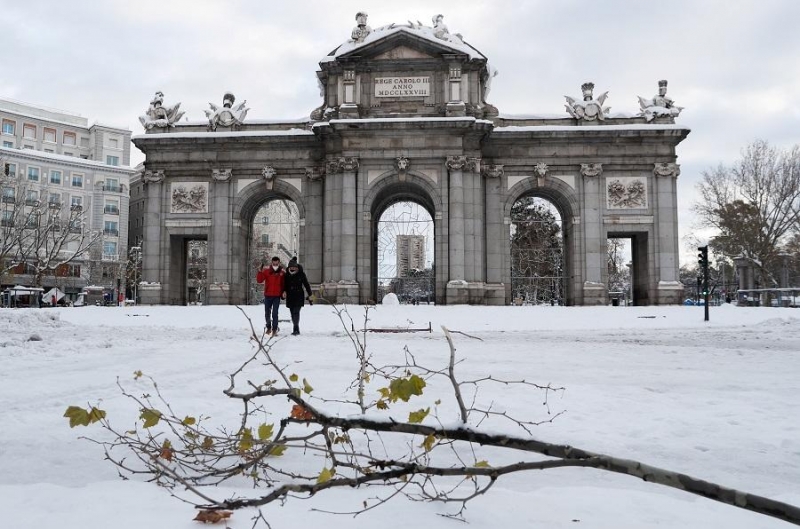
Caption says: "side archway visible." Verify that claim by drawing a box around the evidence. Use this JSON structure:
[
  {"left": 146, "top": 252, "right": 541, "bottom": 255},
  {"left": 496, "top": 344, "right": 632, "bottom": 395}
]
[{"left": 503, "top": 176, "right": 580, "bottom": 305}]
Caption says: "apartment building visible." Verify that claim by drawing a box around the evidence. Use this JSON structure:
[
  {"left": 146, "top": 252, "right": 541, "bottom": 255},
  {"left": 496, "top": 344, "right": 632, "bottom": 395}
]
[{"left": 0, "top": 97, "right": 135, "bottom": 303}]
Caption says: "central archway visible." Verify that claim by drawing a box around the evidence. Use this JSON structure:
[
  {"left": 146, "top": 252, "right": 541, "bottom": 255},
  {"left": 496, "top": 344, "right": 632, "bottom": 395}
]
[
  {"left": 247, "top": 198, "right": 300, "bottom": 303},
  {"left": 367, "top": 176, "right": 440, "bottom": 304}
]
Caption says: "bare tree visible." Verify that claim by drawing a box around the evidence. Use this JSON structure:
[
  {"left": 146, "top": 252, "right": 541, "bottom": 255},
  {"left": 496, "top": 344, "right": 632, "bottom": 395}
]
[
  {"left": 694, "top": 140, "right": 800, "bottom": 280},
  {"left": 1, "top": 160, "right": 99, "bottom": 285},
  {"left": 65, "top": 308, "right": 800, "bottom": 527}
]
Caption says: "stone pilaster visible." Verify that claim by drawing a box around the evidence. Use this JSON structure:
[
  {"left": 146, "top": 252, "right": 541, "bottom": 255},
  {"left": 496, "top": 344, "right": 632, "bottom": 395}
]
[
  {"left": 580, "top": 163, "right": 606, "bottom": 304},
  {"left": 141, "top": 170, "right": 164, "bottom": 304},
  {"left": 208, "top": 168, "right": 233, "bottom": 305},
  {"left": 653, "top": 163, "right": 683, "bottom": 304},
  {"left": 446, "top": 156, "right": 467, "bottom": 303},
  {"left": 339, "top": 157, "right": 359, "bottom": 283}
]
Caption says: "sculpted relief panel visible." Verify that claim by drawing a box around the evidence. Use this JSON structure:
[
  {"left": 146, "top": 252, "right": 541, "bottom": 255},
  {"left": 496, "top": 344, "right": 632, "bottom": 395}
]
[
  {"left": 606, "top": 177, "right": 648, "bottom": 210},
  {"left": 171, "top": 182, "right": 209, "bottom": 214}
]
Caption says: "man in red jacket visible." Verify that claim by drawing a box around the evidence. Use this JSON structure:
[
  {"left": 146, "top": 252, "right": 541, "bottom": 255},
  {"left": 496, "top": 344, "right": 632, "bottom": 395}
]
[{"left": 256, "top": 256, "right": 285, "bottom": 335}]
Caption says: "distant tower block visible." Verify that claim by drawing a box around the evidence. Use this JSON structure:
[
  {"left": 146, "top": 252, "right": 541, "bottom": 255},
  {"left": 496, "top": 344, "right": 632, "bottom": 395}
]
[{"left": 396, "top": 234, "right": 426, "bottom": 277}]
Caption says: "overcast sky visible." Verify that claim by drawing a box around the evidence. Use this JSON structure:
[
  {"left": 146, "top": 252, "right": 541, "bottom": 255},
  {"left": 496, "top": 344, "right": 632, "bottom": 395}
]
[{"left": 2, "top": 0, "right": 799, "bottom": 262}]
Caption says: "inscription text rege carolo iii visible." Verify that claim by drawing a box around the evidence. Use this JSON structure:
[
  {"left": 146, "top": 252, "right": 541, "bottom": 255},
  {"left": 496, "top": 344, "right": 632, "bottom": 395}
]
[{"left": 375, "top": 77, "right": 430, "bottom": 97}]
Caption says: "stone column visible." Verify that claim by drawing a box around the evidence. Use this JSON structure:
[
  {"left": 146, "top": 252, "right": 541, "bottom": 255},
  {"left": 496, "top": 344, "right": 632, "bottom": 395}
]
[
  {"left": 653, "top": 163, "right": 683, "bottom": 304},
  {"left": 140, "top": 170, "right": 164, "bottom": 304},
  {"left": 207, "top": 168, "right": 232, "bottom": 305},
  {"left": 340, "top": 157, "right": 359, "bottom": 284},
  {"left": 303, "top": 166, "right": 326, "bottom": 286},
  {"left": 480, "top": 162, "right": 505, "bottom": 304},
  {"left": 446, "top": 156, "right": 467, "bottom": 303},
  {"left": 323, "top": 159, "right": 341, "bottom": 284},
  {"left": 580, "top": 163, "right": 606, "bottom": 305}
]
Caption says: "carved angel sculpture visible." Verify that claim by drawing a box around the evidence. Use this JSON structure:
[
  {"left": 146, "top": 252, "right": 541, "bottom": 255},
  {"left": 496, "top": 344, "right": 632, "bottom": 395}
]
[
  {"left": 205, "top": 92, "right": 249, "bottom": 131},
  {"left": 565, "top": 82, "right": 610, "bottom": 121},
  {"left": 139, "top": 91, "right": 185, "bottom": 130},
  {"left": 637, "top": 80, "right": 683, "bottom": 122}
]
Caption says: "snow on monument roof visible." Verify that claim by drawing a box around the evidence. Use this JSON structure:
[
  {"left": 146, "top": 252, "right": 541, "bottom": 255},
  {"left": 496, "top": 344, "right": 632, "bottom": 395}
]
[{"left": 321, "top": 23, "right": 486, "bottom": 63}]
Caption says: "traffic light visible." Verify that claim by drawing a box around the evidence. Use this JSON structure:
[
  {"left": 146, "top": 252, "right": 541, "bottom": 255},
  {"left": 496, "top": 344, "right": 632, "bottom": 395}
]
[{"left": 697, "top": 246, "right": 709, "bottom": 269}]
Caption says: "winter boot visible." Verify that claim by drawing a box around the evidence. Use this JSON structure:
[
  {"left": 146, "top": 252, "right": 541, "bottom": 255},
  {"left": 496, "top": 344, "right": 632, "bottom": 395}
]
[{"left": 292, "top": 325, "right": 300, "bottom": 336}]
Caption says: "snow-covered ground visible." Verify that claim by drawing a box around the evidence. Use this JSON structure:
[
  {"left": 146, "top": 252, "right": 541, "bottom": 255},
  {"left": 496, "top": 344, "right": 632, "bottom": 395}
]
[{"left": 1, "top": 304, "right": 799, "bottom": 529}]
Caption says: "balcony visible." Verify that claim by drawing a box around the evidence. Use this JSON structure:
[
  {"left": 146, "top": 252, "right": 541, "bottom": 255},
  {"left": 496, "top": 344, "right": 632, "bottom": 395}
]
[
  {"left": 50, "top": 223, "right": 62, "bottom": 232},
  {"left": 25, "top": 199, "right": 40, "bottom": 207},
  {"left": 102, "top": 253, "right": 119, "bottom": 262},
  {"left": 68, "top": 226, "right": 82, "bottom": 234},
  {"left": 48, "top": 201, "right": 62, "bottom": 209},
  {"left": 103, "top": 229, "right": 119, "bottom": 237},
  {"left": 70, "top": 204, "right": 83, "bottom": 212},
  {"left": 102, "top": 184, "right": 126, "bottom": 193},
  {"left": 0, "top": 219, "right": 13, "bottom": 228},
  {"left": 2, "top": 195, "right": 14, "bottom": 204},
  {"left": 104, "top": 206, "right": 119, "bottom": 215}
]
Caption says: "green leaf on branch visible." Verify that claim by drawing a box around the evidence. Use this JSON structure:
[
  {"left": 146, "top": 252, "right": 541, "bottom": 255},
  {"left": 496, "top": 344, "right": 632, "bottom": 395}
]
[
  {"left": 302, "top": 378, "right": 314, "bottom": 395},
  {"left": 289, "top": 373, "right": 299, "bottom": 382},
  {"left": 139, "top": 408, "right": 161, "bottom": 428},
  {"left": 238, "top": 428, "right": 254, "bottom": 452},
  {"left": 181, "top": 416, "right": 196, "bottom": 426},
  {"left": 63, "top": 406, "right": 106, "bottom": 428},
  {"left": 376, "top": 399, "right": 388, "bottom": 410},
  {"left": 408, "top": 407, "right": 430, "bottom": 424},
  {"left": 317, "top": 466, "right": 334, "bottom": 484},
  {"left": 388, "top": 374, "right": 426, "bottom": 402},
  {"left": 258, "top": 423, "right": 274, "bottom": 441},
  {"left": 87, "top": 407, "right": 106, "bottom": 424},
  {"left": 268, "top": 444, "right": 287, "bottom": 457},
  {"left": 133, "top": 370, "right": 143, "bottom": 380},
  {"left": 201, "top": 436, "right": 214, "bottom": 450},
  {"left": 474, "top": 460, "right": 491, "bottom": 468},
  {"left": 421, "top": 433, "right": 436, "bottom": 452},
  {"left": 378, "top": 387, "right": 390, "bottom": 399}
]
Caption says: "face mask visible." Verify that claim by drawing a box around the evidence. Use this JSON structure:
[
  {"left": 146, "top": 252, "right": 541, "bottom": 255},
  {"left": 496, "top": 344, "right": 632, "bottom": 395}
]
[
  {"left": 272, "top": 264, "right": 279, "bottom": 271},
  {"left": 289, "top": 268, "right": 298, "bottom": 274}
]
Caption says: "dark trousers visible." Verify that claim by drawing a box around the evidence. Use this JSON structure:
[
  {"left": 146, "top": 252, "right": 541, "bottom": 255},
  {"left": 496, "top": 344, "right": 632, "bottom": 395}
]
[
  {"left": 264, "top": 296, "right": 281, "bottom": 330},
  {"left": 289, "top": 306, "right": 301, "bottom": 332}
]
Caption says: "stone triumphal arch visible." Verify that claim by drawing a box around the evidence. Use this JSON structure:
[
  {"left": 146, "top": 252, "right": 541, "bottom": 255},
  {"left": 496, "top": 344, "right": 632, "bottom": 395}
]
[{"left": 132, "top": 12, "right": 689, "bottom": 306}]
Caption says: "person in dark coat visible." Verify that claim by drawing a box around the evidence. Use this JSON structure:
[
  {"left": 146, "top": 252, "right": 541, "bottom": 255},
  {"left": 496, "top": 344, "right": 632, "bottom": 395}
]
[{"left": 283, "top": 258, "right": 313, "bottom": 335}]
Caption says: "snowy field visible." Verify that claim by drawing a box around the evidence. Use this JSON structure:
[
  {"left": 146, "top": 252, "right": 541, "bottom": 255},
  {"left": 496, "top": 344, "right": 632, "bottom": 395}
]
[{"left": 1, "top": 303, "right": 799, "bottom": 529}]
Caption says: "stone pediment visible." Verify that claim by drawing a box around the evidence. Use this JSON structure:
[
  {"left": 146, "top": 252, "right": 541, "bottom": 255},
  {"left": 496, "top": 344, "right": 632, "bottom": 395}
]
[
  {"left": 326, "top": 26, "right": 483, "bottom": 66},
  {"left": 373, "top": 45, "right": 435, "bottom": 60}
]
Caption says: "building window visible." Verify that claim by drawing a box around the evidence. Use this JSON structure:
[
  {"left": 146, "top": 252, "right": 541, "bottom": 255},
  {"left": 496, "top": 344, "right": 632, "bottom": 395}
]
[
  {"left": 71, "top": 174, "right": 83, "bottom": 187},
  {"left": 104, "top": 178, "right": 120, "bottom": 192},
  {"left": 64, "top": 152, "right": 73, "bottom": 157},
  {"left": 3, "top": 162, "right": 15, "bottom": 178},
  {"left": 1, "top": 210, "right": 13, "bottom": 227},
  {"left": 1, "top": 120, "right": 15, "bottom": 135},
  {"left": 44, "top": 148, "right": 54, "bottom": 153},
  {"left": 261, "top": 234, "right": 270, "bottom": 245},
  {"left": 104, "top": 200, "right": 119, "bottom": 214},
  {"left": 63, "top": 131, "right": 77, "bottom": 146},
  {"left": 103, "top": 241, "right": 118, "bottom": 260},
  {"left": 79, "top": 154, "right": 88, "bottom": 159},
  {"left": 2, "top": 141, "right": 12, "bottom": 148},
  {"left": 26, "top": 189, "right": 39, "bottom": 206},
  {"left": 50, "top": 170, "right": 62, "bottom": 185},
  {"left": 27, "top": 167, "right": 40, "bottom": 182},
  {"left": 43, "top": 128, "right": 56, "bottom": 143},
  {"left": 23, "top": 124, "right": 36, "bottom": 139},
  {"left": 104, "top": 220, "right": 119, "bottom": 236},
  {"left": 1, "top": 187, "right": 14, "bottom": 204},
  {"left": 70, "top": 196, "right": 82, "bottom": 209},
  {"left": 48, "top": 192, "right": 61, "bottom": 207},
  {"left": 108, "top": 137, "right": 119, "bottom": 148},
  {"left": 80, "top": 137, "right": 89, "bottom": 148},
  {"left": 106, "top": 155, "right": 120, "bottom": 166},
  {"left": 23, "top": 145, "right": 34, "bottom": 150}
]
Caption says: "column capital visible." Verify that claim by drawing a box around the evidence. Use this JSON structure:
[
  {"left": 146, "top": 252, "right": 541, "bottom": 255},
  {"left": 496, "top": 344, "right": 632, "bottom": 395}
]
[
  {"left": 653, "top": 162, "right": 680, "bottom": 178},
  {"left": 305, "top": 166, "right": 326, "bottom": 181},
  {"left": 580, "top": 163, "right": 603, "bottom": 178},
  {"left": 143, "top": 169, "right": 165, "bottom": 184},
  {"left": 481, "top": 164, "right": 504, "bottom": 179},
  {"left": 211, "top": 168, "right": 232, "bottom": 182},
  {"left": 446, "top": 155, "right": 468, "bottom": 171}
]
